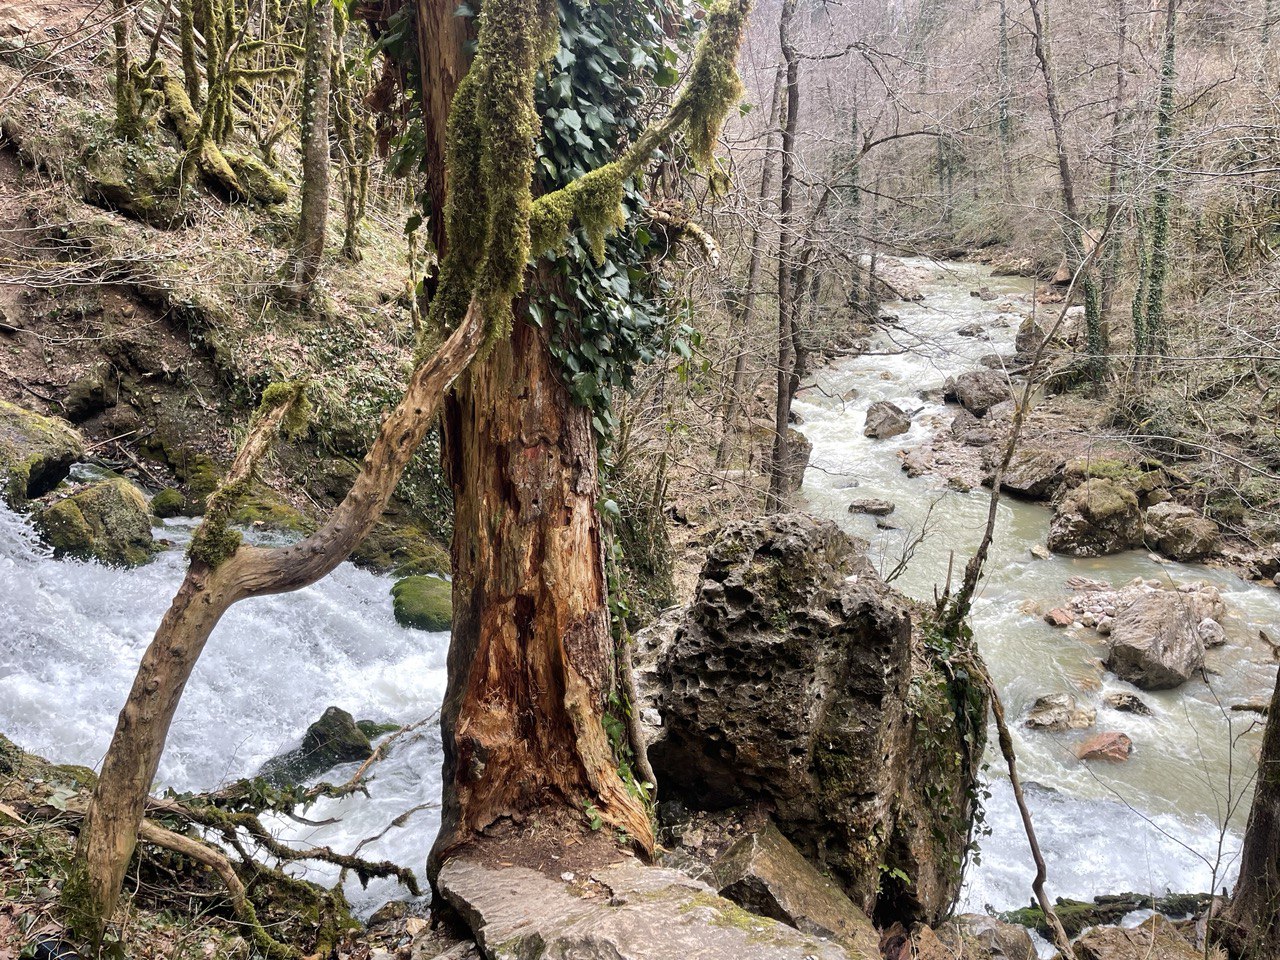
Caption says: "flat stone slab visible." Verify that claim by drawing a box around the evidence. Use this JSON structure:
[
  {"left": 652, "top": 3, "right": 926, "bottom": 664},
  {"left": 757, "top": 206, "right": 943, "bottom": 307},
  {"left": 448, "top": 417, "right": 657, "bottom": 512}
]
[{"left": 438, "top": 857, "right": 874, "bottom": 960}]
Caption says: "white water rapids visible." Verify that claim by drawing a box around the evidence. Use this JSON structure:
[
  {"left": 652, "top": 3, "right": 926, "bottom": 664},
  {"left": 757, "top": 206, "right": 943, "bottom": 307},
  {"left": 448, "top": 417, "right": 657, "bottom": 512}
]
[{"left": 0, "top": 257, "right": 1276, "bottom": 927}]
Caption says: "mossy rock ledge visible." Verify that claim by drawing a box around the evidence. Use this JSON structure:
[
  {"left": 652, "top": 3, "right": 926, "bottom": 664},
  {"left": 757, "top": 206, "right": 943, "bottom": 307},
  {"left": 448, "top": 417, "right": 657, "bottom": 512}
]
[
  {"left": 391, "top": 576, "right": 452, "bottom": 632},
  {"left": 0, "top": 399, "right": 85, "bottom": 507},
  {"left": 37, "top": 478, "right": 157, "bottom": 567}
]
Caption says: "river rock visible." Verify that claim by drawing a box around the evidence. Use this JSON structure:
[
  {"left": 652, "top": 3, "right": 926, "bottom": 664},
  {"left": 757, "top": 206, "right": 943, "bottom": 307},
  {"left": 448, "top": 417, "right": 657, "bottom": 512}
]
[
  {"left": 713, "top": 820, "right": 880, "bottom": 954},
  {"left": 36, "top": 478, "right": 156, "bottom": 567},
  {"left": 1014, "top": 318, "right": 1046, "bottom": 359},
  {"left": 993, "top": 446, "right": 1066, "bottom": 500},
  {"left": 1103, "top": 692, "right": 1152, "bottom": 716},
  {"left": 1106, "top": 590, "right": 1205, "bottom": 689},
  {"left": 957, "top": 323, "right": 988, "bottom": 338},
  {"left": 1198, "top": 617, "right": 1227, "bottom": 648},
  {"left": 437, "top": 858, "right": 877, "bottom": 960},
  {"left": 1047, "top": 479, "right": 1143, "bottom": 557},
  {"left": 784, "top": 428, "right": 813, "bottom": 493},
  {"left": 950, "top": 409, "right": 1000, "bottom": 447},
  {"left": 864, "top": 401, "right": 911, "bottom": 439},
  {"left": 848, "top": 498, "right": 895, "bottom": 516},
  {"left": 258, "top": 705, "right": 372, "bottom": 786},
  {"left": 914, "top": 914, "right": 1037, "bottom": 960},
  {"left": 638, "top": 513, "right": 984, "bottom": 925},
  {"left": 1025, "top": 693, "right": 1095, "bottom": 731},
  {"left": 1074, "top": 915, "right": 1198, "bottom": 960},
  {"left": 1143, "top": 502, "right": 1220, "bottom": 560},
  {"left": 1076, "top": 731, "right": 1133, "bottom": 762},
  {"left": 390, "top": 575, "right": 452, "bottom": 631},
  {"left": 947, "top": 370, "right": 1012, "bottom": 417},
  {"left": 1044, "top": 607, "right": 1075, "bottom": 627},
  {"left": 0, "top": 399, "right": 85, "bottom": 507}
]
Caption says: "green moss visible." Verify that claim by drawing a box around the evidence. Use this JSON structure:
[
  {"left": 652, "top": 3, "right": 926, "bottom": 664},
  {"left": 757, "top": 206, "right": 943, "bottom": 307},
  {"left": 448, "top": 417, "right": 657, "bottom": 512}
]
[
  {"left": 351, "top": 519, "right": 449, "bottom": 576},
  {"left": 224, "top": 151, "right": 288, "bottom": 205},
  {"left": 150, "top": 487, "right": 186, "bottom": 518},
  {"left": 228, "top": 490, "right": 314, "bottom": 534},
  {"left": 356, "top": 719, "right": 401, "bottom": 739},
  {"left": 529, "top": 162, "right": 626, "bottom": 263},
  {"left": 390, "top": 575, "right": 452, "bottom": 631},
  {"left": 675, "top": 0, "right": 749, "bottom": 168},
  {"left": 0, "top": 399, "right": 84, "bottom": 505}
]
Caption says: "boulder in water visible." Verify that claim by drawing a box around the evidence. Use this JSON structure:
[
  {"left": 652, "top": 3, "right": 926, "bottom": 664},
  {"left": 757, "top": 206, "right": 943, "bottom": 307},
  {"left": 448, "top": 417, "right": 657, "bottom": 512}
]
[
  {"left": 993, "top": 446, "right": 1066, "bottom": 500},
  {"left": 783, "top": 428, "right": 813, "bottom": 494},
  {"left": 863, "top": 401, "right": 911, "bottom": 439},
  {"left": 947, "top": 370, "right": 1012, "bottom": 417},
  {"left": 258, "top": 706, "right": 373, "bottom": 785},
  {"left": 1014, "top": 318, "right": 1046, "bottom": 359},
  {"left": 36, "top": 478, "right": 156, "bottom": 566},
  {"left": 1103, "top": 692, "right": 1152, "bottom": 716},
  {"left": 1143, "top": 502, "right": 1219, "bottom": 560},
  {"left": 1025, "top": 693, "right": 1095, "bottom": 731},
  {"left": 1047, "top": 479, "right": 1143, "bottom": 557},
  {"left": 912, "top": 914, "right": 1037, "bottom": 960},
  {"left": 391, "top": 575, "right": 452, "bottom": 631},
  {"left": 1076, "top": 731, "right": 1133, "bottom": 762},
  {"left": 637, "top": 513, "right": 985, "bottom": 924},
  {"left": 950, "top": 409, "right": 1000, "bottom": 447},
  {"left": 848, "top": 498, "right": 895, "bottom": 517},
  {"left": 0, "top": 399, "right": 84, "bottom": 507},
  {"left": 1105, "top": 590, "right": 1205, "bottom": 690}
]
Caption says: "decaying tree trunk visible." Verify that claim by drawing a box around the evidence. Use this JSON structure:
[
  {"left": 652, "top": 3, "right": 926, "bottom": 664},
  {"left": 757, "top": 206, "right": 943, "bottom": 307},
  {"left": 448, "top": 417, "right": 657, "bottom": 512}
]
[
  {"left": 66, "top": 306, "right": 485, "bottom": 945},
  {"left": 1219, "top": 668, "right": 1280, "bottom": 960},
  {"left": 432, "top": 310, "right": 654, "bottom": 868}
]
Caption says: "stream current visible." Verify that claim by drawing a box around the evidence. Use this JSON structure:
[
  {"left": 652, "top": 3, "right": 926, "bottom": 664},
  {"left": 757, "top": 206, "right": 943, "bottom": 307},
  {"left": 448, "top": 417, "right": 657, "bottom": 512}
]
[{"left": 0, "top": 258, "right": 1276, "bottom": 923}]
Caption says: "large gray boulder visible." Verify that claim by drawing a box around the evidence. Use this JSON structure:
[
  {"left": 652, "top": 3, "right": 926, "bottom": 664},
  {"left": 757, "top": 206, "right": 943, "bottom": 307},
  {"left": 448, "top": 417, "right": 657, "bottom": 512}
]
[
  {"left": 1048, "top": 479, "right": 1143, "bottom": 556},
  {"left": 1105, "top": 591, "right": 1205, "bottom": 690},
  {"left": 864, "top": 401, "right": 911, "bottom": 439},
  {"left": 1144, "top": 502, "right": 1219, "bottom": 560},
  {"left": 0, "top": 399, "right": 84, "bottom": 507},
  {"left": 637, "top": 514, "right": 984, "bottom": 925},
  {"left": 437, "top": 858, "right": 877, "bottom": 960},
  {"left": 993, "top": 446, "right": 1067, "bottom": 500},
  {"left": 947, "top": 370, "right": 1012, "bottom": 417}
]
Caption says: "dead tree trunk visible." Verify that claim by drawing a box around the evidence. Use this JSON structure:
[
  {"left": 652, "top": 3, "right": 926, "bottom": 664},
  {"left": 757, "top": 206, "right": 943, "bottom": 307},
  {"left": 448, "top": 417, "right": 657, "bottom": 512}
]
[
  {"left": 715, "top": 63, "right": 784, "bottom": 468},
  {"left": 1219, "top": 669, "right": 1280, "bottom": 960},
  {"left": 766, "top": 0, "right": 801, "bottom": 512}
]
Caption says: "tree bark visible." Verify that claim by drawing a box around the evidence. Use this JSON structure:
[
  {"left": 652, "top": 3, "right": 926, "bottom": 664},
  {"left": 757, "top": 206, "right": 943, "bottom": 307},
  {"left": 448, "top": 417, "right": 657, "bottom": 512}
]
[
  {"left": 715, "top": 63, "right": 784, "bottom": 468},
  {"left": 766, "top": 0, "right": 801, "bottom": 512},
  {"left": 1219, "top": 668, "right": 1280, "bottom": 960},
  {"left": 288, "top": 0, "right": 334, "bottom": 292},
  {"left": 1098, "top": 0, "right": 1128, "bottom": 321},
  {"left": 431, "top": 309, "right": 653, "bottom": 874},
  {"left": 1139, "top": 0, "right": 1178, "bottom": 363}
]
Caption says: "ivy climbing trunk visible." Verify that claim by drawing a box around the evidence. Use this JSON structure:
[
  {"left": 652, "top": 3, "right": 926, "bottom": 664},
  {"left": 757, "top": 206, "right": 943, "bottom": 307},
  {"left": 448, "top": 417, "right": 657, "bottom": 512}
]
[
  {"left": 431, "top": 310, "right": 653, "bottom": 872},
  {"left": 1137, "top": 0, "right": 1178, "bottom": 366}
]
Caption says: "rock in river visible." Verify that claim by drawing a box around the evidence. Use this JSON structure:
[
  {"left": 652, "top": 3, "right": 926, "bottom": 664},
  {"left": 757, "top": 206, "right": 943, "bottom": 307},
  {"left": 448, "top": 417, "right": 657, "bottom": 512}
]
[
  {"left": 946, "top": 370, "right": 1012, "bottom": 417},
  {"left": 1143, "top": 501, "right": 1220, "bottom": 560},
  {"left": 1076, "top": 731, "right": 1133, "bottom": 762},
  {"left": 1047, "top": 479, "right": 1143, "bottom": 557},
  {"left": 0, "top": 399, "right": 84, "bottom": 507},
  {"left": 1025, "top": 693, "right": 1095, "bottom": 731},
  {"left": 1105, "top": 589, "right": 1206, "bottom": 690},
  {"left": 36, "top": 478, "right": 156, "bottom": 567},
  {"left": 864, "top": 400, "right": 911, "bottom": 439},
  {"left": 848, "top": 498, "right": 895, "bottom": 516}
]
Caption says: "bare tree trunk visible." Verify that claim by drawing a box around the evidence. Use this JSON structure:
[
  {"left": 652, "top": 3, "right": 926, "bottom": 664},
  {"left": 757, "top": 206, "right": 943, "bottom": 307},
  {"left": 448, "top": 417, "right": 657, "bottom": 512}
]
[
  {"left": 715, "top": 63, "right": 784, "bottom": 468},
  {"left": 1098, "top": 0, "right": 1129, "bottom": 320},
  {"left": 113, "top": 0, "right": 141, "bottom": 138},
  {"left": 287, "top": 0, "right": 334, "bottom": 292},
  {"left": 1218, "top": 668, "right": 1280, "bottom": 960},
  {"left": 431, "top": 309, "right": 653, "bottom": 873},
  {"left": 766, "top": 0, "right": 800, "bottom": 512},
  {"left": 65, "top": 307, "right": 485, "bottom": 945}
]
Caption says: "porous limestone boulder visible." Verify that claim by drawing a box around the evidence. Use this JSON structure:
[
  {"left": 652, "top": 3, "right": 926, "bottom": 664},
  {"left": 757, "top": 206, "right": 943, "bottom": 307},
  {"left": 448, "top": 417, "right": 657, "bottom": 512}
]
[
  {"left": 864, "top": 401, "right": 912, "bottom": 439},
  {"left": 638, "top": 514, "right": 985, "bottom": 925},
  {"left": 0, "top": 399, "right": 84, "bottom": 507},
  {"left": 1048, "top": 479, "right": 1143, "bottom": 557},
  {"left": 36, "top": 478, "right": 156, "bottom": 566},
  {"left": 1143, "top": 502, "right": 1220, "bottom": 560}
]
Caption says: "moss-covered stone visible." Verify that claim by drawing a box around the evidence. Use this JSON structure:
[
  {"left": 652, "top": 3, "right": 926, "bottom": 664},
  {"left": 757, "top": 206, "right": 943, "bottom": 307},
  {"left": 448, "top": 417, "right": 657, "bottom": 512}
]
[
  {"left": 257, "top": 706, "right": 373, "bottom": 786},
  {"left": 352, "top": 520, "right": 449, "bottom": 577},
  {"left": 37, "top": 478, "right": 157, "bottom": 566},
  {"left": 390, "top": 575, "right": 452, "bottom": 632},
  {"left": 228, "top": 486, "right": 315, "bottom": 535},
  {"left": 0, "top": 399, "right": 84, "bottom": 506},
  {"left": 150, "top": 486, "right": 186, "bottom": 518}
]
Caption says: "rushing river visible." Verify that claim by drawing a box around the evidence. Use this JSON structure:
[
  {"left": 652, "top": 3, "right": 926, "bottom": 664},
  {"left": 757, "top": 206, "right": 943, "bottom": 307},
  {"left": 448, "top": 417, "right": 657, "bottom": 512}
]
[{"left": 0, "top": 257, "right": 1276, "bottom": 927}]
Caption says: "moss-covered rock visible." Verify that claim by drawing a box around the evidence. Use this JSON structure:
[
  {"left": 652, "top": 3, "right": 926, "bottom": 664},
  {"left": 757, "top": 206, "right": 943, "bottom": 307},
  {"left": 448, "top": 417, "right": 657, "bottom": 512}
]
[
  {"left": 0, "top": 399, "right": 84, "bottom": 506},
  {"left": 1047, "top": 479, "right": 1143, "bottom": 557},
  {"left": 150, "top": 486, "right": 186, "bottom": 518},
  {"left": 228, "top": 486, "right": 314, "bottom": 535},
  {"left": 390, "top": 576, "right": 452, "bottom": 632},
  {"left": 37, "top": 478, "right": 157, "bottom": 566},
  {"left": 352, "top": 519, "right": 450, "bottom": 577},
  {"left": 224, "top": 151, "right": 288, "bottom": 206},
  {"left": 257, "top": 706, "right": 373, "bottom": 786}
]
